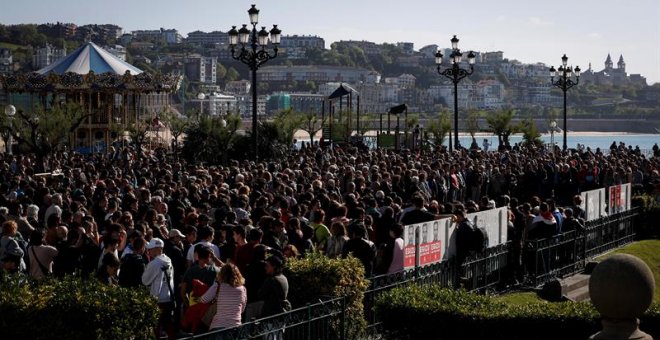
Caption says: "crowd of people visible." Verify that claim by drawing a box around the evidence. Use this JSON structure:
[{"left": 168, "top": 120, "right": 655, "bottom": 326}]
[{"left": 0, "top": 140, "right": 659, "bottom": 338}]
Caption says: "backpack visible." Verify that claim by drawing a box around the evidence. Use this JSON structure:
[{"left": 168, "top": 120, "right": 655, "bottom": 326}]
[{"left": 471, "top": 225, "right": 489, "bottom": 253}]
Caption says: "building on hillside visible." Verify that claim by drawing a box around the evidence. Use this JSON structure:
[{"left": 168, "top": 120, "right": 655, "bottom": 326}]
[
  {"left": 0, "top": 49, "right": 12, "bottom": 74},
  {"left": 132, "top": 28, "right": 181, "bottom": 44},
  {"left": 265, "top": 92, "right": 325, "bottom": 115},
  {"left": 419, "top": 44, "right": 439, "bottom": 59},
  {"left": 32, "top": 44, "right": 67, "bottom": 70},
  {"left": 580, "top": 54, "right": 647, "bottom": 86},
  {"left": 37, "top": 22, "right": 77, "bottom": 39},
  {"left": 105, "top": 45, "right": 127, "bottom": 61},
  {"left": 384, "top": 74, "right": 416, "bottom": 88},
  {"left": 335, "top": 40, "right": 380, "bottom": 55},
  {"left": 280, "top": 35, "right": 325, "bottom": 59},
  {"left": 258, "top": 65, "right": 373, "bottom": 85},
  {"left": 186, "top": 30, "right": 228, "bottom": 45},
  {"left": 225, "top": 80, "right": 251, "bottom": 95},
  {"left": 481, "top": 51, "right": 504, "bottom": 63},
  {"left": 428, "top": 79, "right": 505, "bottom": 110},
  {"left": 196, "top": 92, "right": 238, "bottom": 116},
  {"left": 185, "top": 56, "right": 217, "bottom": 84},
  {"left": 397, "top": 42, "right": 414, "bottom": 54}
]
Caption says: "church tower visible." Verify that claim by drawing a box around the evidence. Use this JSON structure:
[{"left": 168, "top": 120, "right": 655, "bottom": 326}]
[
  {"left": 617, "top": 54, "right": 625, "bottom": 72},
  {"left": 605, "top": 53, "right": 613, "bottom": 70}
]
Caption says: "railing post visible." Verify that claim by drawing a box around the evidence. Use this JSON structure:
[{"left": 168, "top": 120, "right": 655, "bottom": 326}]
[
  {"left": 307, "top": 303, "right": 312, "bottom": 340},
  {"left": 339, "top": 296, "right": 347, "bottom": 340}
]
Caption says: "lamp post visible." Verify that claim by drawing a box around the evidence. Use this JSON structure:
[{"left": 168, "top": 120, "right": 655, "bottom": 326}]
[
  {"left": 549, "top": 120, "right": 557, "bottom": 150},
  {"left": 197, "top": 93, "right": 205, "bottom": 115},
  {"left": 549, "top": 54, "right": 580, "bottom": 151},
  {"left": 4, "top": 105, "right": 16, "bottom": 155},
  {"left": 435, "top": 35, "right": 476, "bottom": 152},
  {"left": 228, "top": 4, "right": 281, "bottom": 161}
]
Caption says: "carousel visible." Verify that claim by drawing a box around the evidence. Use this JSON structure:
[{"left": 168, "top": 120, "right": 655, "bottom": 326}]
[{"left": 0, "top": 42, "right": 179, "bottom": 154}]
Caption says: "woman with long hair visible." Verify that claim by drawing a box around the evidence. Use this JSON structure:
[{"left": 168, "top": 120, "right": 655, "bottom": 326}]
[{"left": 199, "top": 263, "right": 247, "bottom": 330}]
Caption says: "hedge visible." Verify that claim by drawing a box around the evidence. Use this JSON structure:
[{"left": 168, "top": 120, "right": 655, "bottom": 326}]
[
  {"left": 285, "top": 253, "right": 370, "bottom": 339},
  {"left": 376, "top": 284, "right": 660, "bottom": 340},
  {"left": 0, "top": 275, "right": 159, "bottom": 340}
]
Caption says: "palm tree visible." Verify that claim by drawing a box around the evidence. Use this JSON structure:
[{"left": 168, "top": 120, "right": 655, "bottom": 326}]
[
  {"left": 486, "top": 109, "right": 516, "bottom": 147},
  {"left": 426, "top": 111, "right": 451, "bottom": 147}
]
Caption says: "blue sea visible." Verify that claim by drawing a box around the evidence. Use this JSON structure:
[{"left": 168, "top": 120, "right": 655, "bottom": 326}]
[
  {"left": 465, "top": 134, "right": 659, "bottom": 151},
  {"left": 296, "top": 132, "right": 659, "bottom": 152}
]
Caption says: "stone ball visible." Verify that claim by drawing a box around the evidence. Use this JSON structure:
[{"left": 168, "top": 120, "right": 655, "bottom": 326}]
[{"left": 589, "top": 254, "right": 655, "bottom": 319}]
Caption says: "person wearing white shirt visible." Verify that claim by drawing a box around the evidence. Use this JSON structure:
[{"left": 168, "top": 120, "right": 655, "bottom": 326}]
[
  {"left": 185, "top": 226, "right": 221, "bottom": 267},
  {"left": 142, "top": 238, "right": 175, "bottom": 339}
]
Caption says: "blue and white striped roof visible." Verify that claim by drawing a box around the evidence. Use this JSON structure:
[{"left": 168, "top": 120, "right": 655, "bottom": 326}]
[{"left": 37, "top": 42, "right": 143, "bottom": 75}]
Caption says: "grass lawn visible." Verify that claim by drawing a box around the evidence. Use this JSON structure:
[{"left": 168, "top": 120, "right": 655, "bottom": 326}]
[
  {"left": 598, "top": 239, "right": 660, "bottom": 302},
  {"left": 497, "top": 240, "right": 660, "bottom": 304},
  {"left": 494, "top": 291, "right": 544, "bottom": 304}
]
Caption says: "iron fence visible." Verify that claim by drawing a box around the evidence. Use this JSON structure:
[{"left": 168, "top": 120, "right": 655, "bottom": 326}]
[
  {"left": 525, "top": 208, "right": 638, "bottom": 286},
  {"left": 184, "top": 209, "right": 639, "bottom": 339},
  {"left": 182, "top": 296, "right": 347, "bottom": 340},
  {"left": 459, "top": 243, "right": 510, "bottom": 292}
]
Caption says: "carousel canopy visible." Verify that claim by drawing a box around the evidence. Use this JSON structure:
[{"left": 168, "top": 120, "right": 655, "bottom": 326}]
[{"left": 37, "top": 42, "right": 143, "bottom": 75}]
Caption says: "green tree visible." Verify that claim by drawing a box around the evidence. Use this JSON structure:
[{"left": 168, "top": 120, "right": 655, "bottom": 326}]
[
  {"left": 426, "top": 110, "right": 451, "bottom": 146},
  {"left": 273, "top": 108, "right": 305, "bottom": 147},
  {"left": 160, "top": 109, "right": 190, "bottom": 159},
  {"left": 126, "top": 118, "right": 150, "bottom": 160},
  {"left": 299, "top": 112, "right": 327, "bottom": 145},
  {"left": 517, "top": 118, "right": 543, "bottom": 148},
  {"left": 486, "top": 109, "right": 516, "bottom": 147},
  {"left": 0, "top": 101, "right": 88, "bottom": 172},
  {"left": 182, "top": 113, "right": 240, "bottom": 164},
  {"left": 215, "top": 62, "right": 227, "bottom": 84},
  {"left": 226, "top": 67, "right": 240, "bottom": 82},
  {"left": 466, "top": 109, "right": 482, "bottom": 139}
]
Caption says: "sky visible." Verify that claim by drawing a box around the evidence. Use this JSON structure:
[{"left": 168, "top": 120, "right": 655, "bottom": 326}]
[{"left": 1, "top": 0, "right": 659, "bottom": 84}]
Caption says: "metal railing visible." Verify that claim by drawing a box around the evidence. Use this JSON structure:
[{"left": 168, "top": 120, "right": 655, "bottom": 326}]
[
  {"left": 184, "top": 209, "right": 639, "bottom": 338},
  {"left": 525, "top": 208, "right": 638, "bottom": 286},
  {"left": 460, "top": 243, "right": 510, "bottom": 292},
  {"left": 182, "top": 296, "right": 347, "bottom": 340}
]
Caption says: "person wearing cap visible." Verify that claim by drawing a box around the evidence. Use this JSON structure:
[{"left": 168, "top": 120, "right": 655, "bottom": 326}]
[{"left": 142, "top": 237, "right": 176, "bottom": 340}]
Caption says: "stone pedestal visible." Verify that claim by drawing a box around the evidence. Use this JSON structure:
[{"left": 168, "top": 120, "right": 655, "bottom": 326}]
[{"left": 589, "top": 254, "right": 655, "bottom": 340}]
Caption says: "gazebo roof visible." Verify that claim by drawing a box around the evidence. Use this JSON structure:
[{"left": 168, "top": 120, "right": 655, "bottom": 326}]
[{"left": 37, "top": 42, "right": 143, "bottom": 75}]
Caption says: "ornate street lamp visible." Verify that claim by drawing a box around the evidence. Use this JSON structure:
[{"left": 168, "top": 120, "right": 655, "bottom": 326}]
[
  {"left": 228, "top": 4, "right": 281, "bottom": 161},
  {"left": 4, "top": 105, "right": 16, "bottom": 155},
  {"left": 435, "top": 35, "right": 476, "bottom": 151},
  {"left": 549, "top": 54, "right": 580, "bottom": 151}
]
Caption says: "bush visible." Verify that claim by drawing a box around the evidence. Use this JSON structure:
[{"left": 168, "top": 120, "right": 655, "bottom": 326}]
[
  {"left": 285, "top": 253, "right": 370, "bottom": 339},
  {"left": 0, "top": 275, "right": 159, "bottom": 340},
  {"left": 376, "top": 284, "right": 660, "bottom": 340}
]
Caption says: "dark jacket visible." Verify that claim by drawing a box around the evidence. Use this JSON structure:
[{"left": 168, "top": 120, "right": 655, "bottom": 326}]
[
  {"left": 258, "top": 274, "right": 291, "bottom": 317},
  {"left": 118, "top": 253, "right": 146, "bottom": 288}
]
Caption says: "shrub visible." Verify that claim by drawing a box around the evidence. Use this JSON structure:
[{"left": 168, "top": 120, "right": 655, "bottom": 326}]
[
  {"left": 285, "top": 253, "right": 370, "bottom": 339},
  {"left": 0, "top": 275, "right": 159, "bottom": 340},
  {"left": 376, "top": 284, "right": 660, "bottom": 340}
]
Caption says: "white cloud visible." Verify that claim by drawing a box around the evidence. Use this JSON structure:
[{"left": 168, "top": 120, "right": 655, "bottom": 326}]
[
  {"left": 496, "top": 15, "right": 506, "bottom": 22},
  {"left": 529, "top": 17, "right": 553, "bottom": 26},
  {"left": 586, "top": 33, "right": 602, "bottom": 39}
]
